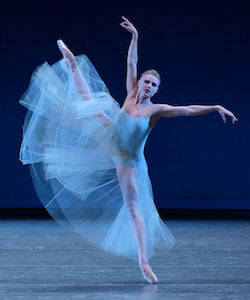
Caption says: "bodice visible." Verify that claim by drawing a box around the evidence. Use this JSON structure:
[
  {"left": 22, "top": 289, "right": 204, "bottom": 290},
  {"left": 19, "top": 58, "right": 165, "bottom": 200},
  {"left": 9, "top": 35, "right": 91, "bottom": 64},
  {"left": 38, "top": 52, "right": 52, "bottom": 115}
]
[{"left": 115, "top": 107, "right": 152, "bottom": 160}]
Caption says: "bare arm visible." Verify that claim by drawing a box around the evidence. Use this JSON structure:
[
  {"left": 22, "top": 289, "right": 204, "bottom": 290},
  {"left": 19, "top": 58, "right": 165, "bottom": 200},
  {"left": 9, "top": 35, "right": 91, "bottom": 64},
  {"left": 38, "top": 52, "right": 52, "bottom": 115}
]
[
  {"left": 157, "top": 104, "right": 238, "bottom": 124},
  {"left": 120, "top": 16, "right": 138, "bottom": 94}
]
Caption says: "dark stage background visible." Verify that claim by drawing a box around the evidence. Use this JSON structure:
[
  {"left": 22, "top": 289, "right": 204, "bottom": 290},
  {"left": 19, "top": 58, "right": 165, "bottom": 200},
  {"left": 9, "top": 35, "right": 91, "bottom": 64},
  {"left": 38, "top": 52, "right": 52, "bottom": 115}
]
[{"left": 1, "top": 0, "right": 249, "bottom": 209}]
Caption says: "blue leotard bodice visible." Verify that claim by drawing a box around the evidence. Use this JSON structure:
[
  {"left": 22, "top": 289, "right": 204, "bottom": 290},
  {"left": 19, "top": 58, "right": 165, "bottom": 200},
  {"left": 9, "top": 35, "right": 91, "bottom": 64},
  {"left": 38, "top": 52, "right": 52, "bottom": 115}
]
[{"left": 112, "top": 107, "right": 152, "bottom": 166}]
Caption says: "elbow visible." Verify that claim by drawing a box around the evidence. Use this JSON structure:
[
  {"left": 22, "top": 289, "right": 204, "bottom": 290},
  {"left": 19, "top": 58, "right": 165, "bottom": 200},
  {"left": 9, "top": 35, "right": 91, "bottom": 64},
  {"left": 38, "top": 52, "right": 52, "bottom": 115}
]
[
  {"left": 185, "top": 107, "right": 192, "bottom": 116},
  {"left": 127, "top": 61, "right": 136, "bottom": 68}
]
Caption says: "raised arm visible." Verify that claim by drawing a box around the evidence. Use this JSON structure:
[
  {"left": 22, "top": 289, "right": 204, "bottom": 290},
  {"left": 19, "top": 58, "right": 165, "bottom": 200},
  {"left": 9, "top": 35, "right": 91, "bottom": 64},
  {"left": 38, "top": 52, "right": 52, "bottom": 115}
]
[
  {"left": 120, "top": 16, "right": 138, "bottom": 94},
  {"left": 156, "top": 104, "right": 238, "bottom": 124}
]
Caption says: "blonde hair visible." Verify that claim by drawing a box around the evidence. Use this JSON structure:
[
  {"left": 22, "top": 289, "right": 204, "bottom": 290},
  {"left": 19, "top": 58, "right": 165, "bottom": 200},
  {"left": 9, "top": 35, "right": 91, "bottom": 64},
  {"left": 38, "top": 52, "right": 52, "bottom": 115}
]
[{"left": 140, "top": 69, "right": 161, "bottom": 84}]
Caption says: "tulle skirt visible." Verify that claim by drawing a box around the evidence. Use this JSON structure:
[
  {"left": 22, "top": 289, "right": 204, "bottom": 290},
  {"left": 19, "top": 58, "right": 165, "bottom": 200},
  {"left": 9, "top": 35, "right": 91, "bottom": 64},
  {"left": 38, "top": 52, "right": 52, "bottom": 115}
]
[{"left": 19, "top": 54, "right": 176, "bottom": 260}]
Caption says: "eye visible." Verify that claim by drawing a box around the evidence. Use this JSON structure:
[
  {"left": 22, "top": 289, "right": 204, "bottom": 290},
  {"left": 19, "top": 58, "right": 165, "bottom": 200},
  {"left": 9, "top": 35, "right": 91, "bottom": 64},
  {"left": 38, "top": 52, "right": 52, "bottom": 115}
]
[
  {"left": 152, "top": 83, "right": 157, "bottom": 87},
  {"left": 144, "top": 80, "right": 149, "bottom": 83}
]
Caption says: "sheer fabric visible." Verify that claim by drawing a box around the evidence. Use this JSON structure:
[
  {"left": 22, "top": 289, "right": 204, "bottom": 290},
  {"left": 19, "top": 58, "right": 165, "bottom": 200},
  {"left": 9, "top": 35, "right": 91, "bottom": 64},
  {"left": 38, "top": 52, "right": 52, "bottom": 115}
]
[{"left": 19, "top": 55, "right": 176, "bottom": 260}]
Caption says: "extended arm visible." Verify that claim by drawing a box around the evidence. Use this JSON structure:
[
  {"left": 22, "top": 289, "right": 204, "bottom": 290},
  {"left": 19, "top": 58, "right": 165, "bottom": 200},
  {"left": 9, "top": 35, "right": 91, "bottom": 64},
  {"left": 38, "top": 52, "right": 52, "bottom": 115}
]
[
  {"left": 120, "top": 16, "right": 138, "bottom": 94},
  {"left": 157, "top": 104, "right": 238, "bottom": 124}
]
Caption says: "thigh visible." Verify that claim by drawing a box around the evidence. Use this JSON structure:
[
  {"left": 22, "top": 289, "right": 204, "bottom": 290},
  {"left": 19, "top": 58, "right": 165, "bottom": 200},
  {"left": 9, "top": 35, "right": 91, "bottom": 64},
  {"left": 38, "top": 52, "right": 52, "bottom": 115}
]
[{"left": 116, "top": 164, "right": 139, "bottom": 203}]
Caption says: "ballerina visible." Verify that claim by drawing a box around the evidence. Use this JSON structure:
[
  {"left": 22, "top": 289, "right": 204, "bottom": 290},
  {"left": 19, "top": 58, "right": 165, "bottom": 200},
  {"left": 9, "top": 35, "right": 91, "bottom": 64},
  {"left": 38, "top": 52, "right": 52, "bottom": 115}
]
[{"left": 19, "top": 16, "right": 238, "bottom": 284}]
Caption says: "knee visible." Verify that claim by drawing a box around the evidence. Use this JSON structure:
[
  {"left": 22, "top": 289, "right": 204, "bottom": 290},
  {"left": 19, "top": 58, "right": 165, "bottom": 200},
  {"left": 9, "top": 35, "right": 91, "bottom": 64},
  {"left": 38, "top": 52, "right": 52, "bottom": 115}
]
[
  {"left": 126, "top": 183, "right": 138, "bottom": 200},
  {"left": 128, "top": 204, "right": 139, "bottom": 220}
]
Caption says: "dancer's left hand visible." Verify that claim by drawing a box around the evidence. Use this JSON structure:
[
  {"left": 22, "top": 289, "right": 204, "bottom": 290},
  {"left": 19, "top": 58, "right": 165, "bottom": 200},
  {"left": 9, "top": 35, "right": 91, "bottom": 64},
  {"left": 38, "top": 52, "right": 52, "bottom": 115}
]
[{"left": 217, "top": 105, "right": 238, "bottom": 124}]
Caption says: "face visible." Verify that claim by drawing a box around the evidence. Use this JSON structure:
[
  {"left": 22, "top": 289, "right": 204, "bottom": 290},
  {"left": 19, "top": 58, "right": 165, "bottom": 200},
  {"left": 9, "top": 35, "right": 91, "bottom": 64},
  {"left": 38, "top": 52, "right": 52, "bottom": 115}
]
[{"left": 138, "top": 74, "right": 160, "bottom": 99}]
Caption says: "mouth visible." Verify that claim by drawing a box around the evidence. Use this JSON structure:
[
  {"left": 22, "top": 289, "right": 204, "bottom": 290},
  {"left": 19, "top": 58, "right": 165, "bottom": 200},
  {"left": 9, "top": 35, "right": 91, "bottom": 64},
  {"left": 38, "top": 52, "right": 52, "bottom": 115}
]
[{"left": 145, "top": 89, "right": 150, "bottom": 94}]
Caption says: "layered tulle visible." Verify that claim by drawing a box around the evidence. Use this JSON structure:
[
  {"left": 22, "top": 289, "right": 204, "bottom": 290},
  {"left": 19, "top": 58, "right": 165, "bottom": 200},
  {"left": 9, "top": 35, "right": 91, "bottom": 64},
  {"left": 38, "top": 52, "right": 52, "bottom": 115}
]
[{"left": 19, "top": 54, "right": 176, "bottom": 259}]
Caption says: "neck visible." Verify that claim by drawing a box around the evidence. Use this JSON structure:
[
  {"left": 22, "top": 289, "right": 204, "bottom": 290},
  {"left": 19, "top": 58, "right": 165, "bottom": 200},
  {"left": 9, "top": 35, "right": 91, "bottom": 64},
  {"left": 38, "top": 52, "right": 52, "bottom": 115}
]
[
  {"left": 135, "top": 92, "right": 151, "bottom": 106},
  {"left": 141, "top": 99, "right": 152, "bottom": 106}
]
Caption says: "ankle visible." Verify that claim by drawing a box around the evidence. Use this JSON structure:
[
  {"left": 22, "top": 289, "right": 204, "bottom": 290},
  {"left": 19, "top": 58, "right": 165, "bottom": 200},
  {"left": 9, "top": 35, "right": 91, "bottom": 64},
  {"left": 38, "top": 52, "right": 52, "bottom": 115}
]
[{"left": 139, "top": 258, "right": 148, "bottom": 265}]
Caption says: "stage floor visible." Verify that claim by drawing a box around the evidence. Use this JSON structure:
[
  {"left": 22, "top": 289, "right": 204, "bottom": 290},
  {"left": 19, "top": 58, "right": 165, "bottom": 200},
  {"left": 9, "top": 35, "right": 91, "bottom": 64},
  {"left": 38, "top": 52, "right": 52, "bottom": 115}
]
[{"left": 0, "top": 217, "right": 249, "bottom": 299}]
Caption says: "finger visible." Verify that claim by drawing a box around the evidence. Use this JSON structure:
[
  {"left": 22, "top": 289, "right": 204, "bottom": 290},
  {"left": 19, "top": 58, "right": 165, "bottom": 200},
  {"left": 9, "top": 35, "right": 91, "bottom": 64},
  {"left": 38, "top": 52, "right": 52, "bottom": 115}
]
[
  {"left": 120, "top": 23, "right": 129, "bottom": 28},
  {"left": 231, "top": 115, "right": 237, "bottom": 122},
  {"left": 122, "top": 18, "right": 129, "bottom": 25},
  {"left": 122, "top": 16, "right": 129, "bottom": 22},
  {"left": 219, "top": 113, "right": 225, "bottom": 123},
  {"left": 120, "top": 21, "right": 129, "bottom": 26}
]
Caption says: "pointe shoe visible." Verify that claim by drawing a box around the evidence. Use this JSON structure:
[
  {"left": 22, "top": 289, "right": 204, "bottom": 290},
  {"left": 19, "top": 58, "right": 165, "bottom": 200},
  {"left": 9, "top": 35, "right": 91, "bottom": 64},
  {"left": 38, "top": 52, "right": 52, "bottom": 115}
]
[
  {"left": 57, "top": 39, "right": 77, "bottom": 71},
  {"left": 139, "top": 260, "right": 158, "bottom": 284},
  {"left": 57, "top": 39, "right": 67, "bottom": 58}
]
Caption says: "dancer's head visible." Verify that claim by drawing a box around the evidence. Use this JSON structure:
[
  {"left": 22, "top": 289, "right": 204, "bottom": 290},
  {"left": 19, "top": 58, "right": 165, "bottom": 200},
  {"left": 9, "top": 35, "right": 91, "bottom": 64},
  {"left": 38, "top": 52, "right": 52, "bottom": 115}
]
[{"left": 138, "top": 70, "right": 160, "bottom": 98}]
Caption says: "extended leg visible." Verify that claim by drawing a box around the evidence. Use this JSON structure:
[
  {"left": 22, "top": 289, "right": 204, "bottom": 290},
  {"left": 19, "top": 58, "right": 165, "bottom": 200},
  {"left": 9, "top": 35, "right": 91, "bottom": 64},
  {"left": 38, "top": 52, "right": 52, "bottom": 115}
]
[
  {"left": 57, "top": 39, "right": 113, "bottom": 128},
  {"left": 57, "top": 39, "right": 92, "bottom": 100}
]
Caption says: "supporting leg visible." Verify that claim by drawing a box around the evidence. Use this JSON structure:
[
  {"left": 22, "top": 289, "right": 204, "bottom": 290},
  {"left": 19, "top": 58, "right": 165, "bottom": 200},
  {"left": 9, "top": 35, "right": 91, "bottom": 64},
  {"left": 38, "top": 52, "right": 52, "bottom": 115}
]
[{"left": 116, "top": 164, "right": 158, "bottom": 283}]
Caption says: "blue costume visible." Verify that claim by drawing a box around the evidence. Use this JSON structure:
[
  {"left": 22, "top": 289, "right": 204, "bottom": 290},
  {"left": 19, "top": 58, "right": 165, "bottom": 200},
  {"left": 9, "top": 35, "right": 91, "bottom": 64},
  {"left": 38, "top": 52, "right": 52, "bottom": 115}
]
[{"left": 19, "top": 54, "right": 176, "bottom": 260}]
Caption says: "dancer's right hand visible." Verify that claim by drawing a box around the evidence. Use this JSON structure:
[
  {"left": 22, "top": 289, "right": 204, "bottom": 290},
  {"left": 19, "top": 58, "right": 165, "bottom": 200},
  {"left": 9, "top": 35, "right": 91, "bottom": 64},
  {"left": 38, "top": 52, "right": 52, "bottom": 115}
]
[{"left": 120, "top": 16, "right": 138, "bottom": 37}]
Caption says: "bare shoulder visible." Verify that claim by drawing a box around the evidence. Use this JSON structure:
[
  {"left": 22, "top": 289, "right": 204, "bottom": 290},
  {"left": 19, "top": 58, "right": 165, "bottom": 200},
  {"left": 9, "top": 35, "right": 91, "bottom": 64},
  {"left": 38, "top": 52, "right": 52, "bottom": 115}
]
[
  {"left": 150, "top": 103, "right": 172, "bottom": 117},
  {"left": 148, "top": 104, "right": 163, "bottom": 127},
  {"left": 148, "top": 103, "right": 172, "bottom": 127},
  {"left": 152, "top": 103, "right": 175, "bottom": 117}
]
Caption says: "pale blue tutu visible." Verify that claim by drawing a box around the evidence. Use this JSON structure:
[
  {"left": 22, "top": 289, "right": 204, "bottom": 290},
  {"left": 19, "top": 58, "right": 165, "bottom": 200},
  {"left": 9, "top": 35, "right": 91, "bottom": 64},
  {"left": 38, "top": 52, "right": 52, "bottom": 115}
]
[{"left": 19, "top": 54, "right": 176, "bottom": 260}]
